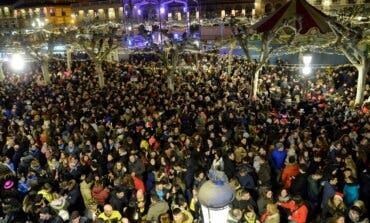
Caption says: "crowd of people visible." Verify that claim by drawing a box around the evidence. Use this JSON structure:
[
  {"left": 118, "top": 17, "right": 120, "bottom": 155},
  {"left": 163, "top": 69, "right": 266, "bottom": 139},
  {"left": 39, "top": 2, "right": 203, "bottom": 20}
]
[{"left": 0, "top": 54, "right": 369, "bottom": 223}]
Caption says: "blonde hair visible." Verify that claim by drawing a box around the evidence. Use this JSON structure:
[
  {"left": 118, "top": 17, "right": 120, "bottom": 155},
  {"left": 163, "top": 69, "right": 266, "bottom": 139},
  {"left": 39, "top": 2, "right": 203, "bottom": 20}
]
[{"left": 344, "top": 157, "right": 357, "bottom": 178}]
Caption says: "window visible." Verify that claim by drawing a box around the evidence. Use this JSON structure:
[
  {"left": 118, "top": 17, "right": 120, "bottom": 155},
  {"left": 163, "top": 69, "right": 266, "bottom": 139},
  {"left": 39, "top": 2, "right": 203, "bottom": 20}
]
[{"left": 50, "top": 8, "right": 55, "bottom": 16}]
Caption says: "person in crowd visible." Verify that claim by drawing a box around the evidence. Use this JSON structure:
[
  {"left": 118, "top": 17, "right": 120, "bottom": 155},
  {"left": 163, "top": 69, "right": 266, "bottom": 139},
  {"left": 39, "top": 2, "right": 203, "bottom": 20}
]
[
  {"left": 146, "top": 194, "right": 170, "bottom": 222},
  {"left": 278, "top": 195, "right": 308, "bottom": 223},
  {"left": 97, "top": 204, "right": 122, "bottom": 222},
  {"left": 323, "top": 192, "right": 347, "bottom": 221},
  {"left": 38, "top": 206, "right": 64, "bottom": 223},
  {"left": 260, "top": 203, "right": 280, "bottom": 223}
]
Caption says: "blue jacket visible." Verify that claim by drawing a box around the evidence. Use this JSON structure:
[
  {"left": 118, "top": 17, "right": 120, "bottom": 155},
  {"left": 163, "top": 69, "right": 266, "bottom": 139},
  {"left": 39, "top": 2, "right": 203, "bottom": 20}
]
[
  {"left": 321, "top": 181, "right": 336, "bottom": 208},
  {"left": 271, "top": 148, "right": 287, "bottom": 169},
  {"left": 343, "top": 183, "right": 360, "bottom": 207}
]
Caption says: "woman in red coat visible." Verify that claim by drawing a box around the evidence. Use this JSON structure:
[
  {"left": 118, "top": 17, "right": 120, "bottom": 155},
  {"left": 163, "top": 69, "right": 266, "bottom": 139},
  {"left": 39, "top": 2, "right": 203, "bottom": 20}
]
[
  {"left": 278, "top": 196, "right": 308, "bottom": 223},
  {"left": 91, "top": 180, "right": 110, "bottom": 206}
]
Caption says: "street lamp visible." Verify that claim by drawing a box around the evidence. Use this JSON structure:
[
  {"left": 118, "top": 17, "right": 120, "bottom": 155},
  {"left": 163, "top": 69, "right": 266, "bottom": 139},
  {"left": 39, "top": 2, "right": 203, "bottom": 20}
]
[
  {"left": 198, "top": 170, "right": 234, "bottom": 223},
  {"left": 302, "top": 55, "right": 312, "bottom": 75},
  {"left": 9, "top": 54, "right": 25, "bottom": 72}
]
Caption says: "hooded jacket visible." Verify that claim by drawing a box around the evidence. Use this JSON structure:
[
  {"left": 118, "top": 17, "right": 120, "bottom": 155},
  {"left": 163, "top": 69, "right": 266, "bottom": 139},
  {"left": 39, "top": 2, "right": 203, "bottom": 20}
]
[{"left": 92, "top": 185, "right": 109, "bottom": 205}]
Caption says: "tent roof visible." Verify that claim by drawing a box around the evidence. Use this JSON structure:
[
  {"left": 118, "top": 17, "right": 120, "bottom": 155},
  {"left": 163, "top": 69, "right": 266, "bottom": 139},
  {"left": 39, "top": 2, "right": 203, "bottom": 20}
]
[{"left": 252, "top": 0, "right": 330, "bottom": 34}]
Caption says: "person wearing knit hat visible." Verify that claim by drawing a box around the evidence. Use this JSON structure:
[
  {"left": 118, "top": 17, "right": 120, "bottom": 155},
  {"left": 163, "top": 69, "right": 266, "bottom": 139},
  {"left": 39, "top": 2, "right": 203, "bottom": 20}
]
[
  {"left": 323, "top": 192, "right": 346, "bottom": 221},
  {"left": 334, "top": 192, "right": 344, "bottom": 201}
]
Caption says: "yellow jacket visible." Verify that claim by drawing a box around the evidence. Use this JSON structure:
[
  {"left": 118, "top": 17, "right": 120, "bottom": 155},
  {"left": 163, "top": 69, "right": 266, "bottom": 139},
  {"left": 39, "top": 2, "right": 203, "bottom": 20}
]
[
  {"left": 37, "top": 189, "right": 53, "bottom": 203},
  {"left": 98, "top": 210, "right": 122, "bottom": 221}
]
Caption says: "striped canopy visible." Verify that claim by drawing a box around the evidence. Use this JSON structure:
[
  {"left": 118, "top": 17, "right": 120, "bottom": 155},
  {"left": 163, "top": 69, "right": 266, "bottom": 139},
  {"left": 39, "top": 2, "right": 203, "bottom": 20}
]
[{"left": 252, "top": 0, "right": 330, "bottom": 34}]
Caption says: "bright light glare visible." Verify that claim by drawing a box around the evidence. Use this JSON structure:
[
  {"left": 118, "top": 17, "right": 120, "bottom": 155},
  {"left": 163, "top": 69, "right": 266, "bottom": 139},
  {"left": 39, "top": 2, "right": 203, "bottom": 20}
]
[
  {"left": 160, "top": 7, "right": 165, "bottom": 14},
  {"left": 302, "top": 66, "right": 311, "bottom": 75},
  {"left": 323, "top": 0, "right": 331, "bottom": 7},
  {"left": 10, "top": 54, "right": 25, "bottom": 71},
  {"left": 303, "top": 55, "right": 312, "bottom": 65},
  {"left": 137, "top": 9, "right": 142, "bottom": 15}
]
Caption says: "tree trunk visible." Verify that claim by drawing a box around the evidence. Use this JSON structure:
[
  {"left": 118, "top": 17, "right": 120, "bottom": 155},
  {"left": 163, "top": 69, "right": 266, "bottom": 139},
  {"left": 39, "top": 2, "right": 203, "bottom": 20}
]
[
  {"left": 66, "top": 48, "right": 72, "bottom": 72},
  {"left": 95, "top": 61, "right": 105, "bottom": 88},
  {"left": 355, "top": 62, "right": 369, "bottom": 105},
  {"left": 253, "top": 66, "right": 263, "bottom": 97},
  {"left": 0, "top": 63, "right": 4, "bottom": 81},
  {"left": 167, "top": 72, "right": 174, "bottom": 92},
  {"left": 228, "top": 40, "right": 236, "bottom": 75},
  {"left": 41, "top": 60, "right": 51, "bottom": 84}
]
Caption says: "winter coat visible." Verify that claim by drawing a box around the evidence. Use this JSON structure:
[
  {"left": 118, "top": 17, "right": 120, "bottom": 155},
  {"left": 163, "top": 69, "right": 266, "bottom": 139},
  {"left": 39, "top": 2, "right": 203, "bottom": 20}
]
[
  {"left": 174, "top": 210, "right": 193, "bottom": 223},
  {"left": 290, "top": 173, "right": 309, "bottom": 200},
  {"left": 146, "top": 201, "right": 169, "bottom": 222},
  {"left": 271, "top": 148, "right": 287, "bottom": 170},
  {"left": 343, "top": 183, "right": 360, "bottom": 207},
  {"left": 91, "top": 185, "right": 109, "bottom": 205},
  {"left": 307, "top": 175, "right": 321, "bottom": 205},
  {"left": 132, "top": 175, "right": 146, "bottom": 192},
  {"left": 39, "top": 215, "right": 64, "bottom": 223},
  {"left": 80, "top": 180, "right": 93, "bottom": 207},
  {"left": 128, "top": 159, "right": 145, "bottom": 178},
  {"left": 109, "top": 192, "right": 127, "bottom": 214},
  {"left": 281, "top": 164, "right": 299, "bottom": 189},
  {"left": 279, "top": 201, "right": 308, "bottom": 223},
  {"left": 67, "top": 184, "right": 85, "bottom": 214},
  {"left": 261, "top": 212, "right": 280, "bottom": 223},
  {"left": 224, "top": 156, "right": 236, "bottom": 179},
  {"left": 258, "top": 162, "right": 272, "bottom": 187},
  {"left": 321, "top": 181, "right": 336, "bottom": 209}
]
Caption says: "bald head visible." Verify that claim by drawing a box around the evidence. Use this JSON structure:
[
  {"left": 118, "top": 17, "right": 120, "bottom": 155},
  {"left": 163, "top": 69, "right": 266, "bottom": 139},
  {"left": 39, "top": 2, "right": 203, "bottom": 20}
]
[{"left": 103, "top": 204, "right": 113, "bottom": 217}]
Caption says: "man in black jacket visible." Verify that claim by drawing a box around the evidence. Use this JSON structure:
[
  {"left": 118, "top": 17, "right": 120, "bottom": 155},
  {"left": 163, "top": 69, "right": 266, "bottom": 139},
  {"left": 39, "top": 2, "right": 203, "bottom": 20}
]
[
  {"left": 291, "top": 164, "right": 309, "bottom": 200},
  {"left": 109, "top": 186, "right": 128, "bottom": 215},
  {"left": 223, "top": 151, "right": 236, "bottom": 180}
]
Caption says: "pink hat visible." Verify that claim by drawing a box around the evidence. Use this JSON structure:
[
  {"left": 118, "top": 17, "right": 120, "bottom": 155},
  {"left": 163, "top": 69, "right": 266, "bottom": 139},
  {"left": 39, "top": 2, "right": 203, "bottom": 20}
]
[{"left": 4, "top": 180, "right": 14, "bottom": 189}]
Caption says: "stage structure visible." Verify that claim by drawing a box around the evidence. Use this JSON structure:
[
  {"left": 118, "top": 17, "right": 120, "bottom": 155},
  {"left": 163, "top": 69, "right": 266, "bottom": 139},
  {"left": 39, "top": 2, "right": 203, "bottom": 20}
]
[{"left": 122, "top": 0, "right": 200, "bottom": 46}]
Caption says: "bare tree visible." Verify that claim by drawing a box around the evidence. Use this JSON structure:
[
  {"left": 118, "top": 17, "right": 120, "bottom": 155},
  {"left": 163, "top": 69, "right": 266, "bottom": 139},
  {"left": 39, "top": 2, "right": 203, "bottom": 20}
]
[
  {"left": 231, "top": 17, "right": 301, "bottom": 97},
  {"left": 73, "top": 23, "right": 122, "bottom": 88},
  {"left": 139, "top": 25, "right": 197, "bottom": 92},
  {"left": 12, "top": 27, "right": 66, "bottom": 84},
  {"left": 327, "top": 6, "right": 370, "bottom": 105}
]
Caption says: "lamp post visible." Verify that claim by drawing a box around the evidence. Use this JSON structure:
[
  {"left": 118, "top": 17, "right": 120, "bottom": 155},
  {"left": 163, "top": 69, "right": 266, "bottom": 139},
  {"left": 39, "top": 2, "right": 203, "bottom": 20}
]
[
  {"left": 198, "top": 170, "right": 234, "bottom": 223},
  {"left": 302, "top": 54, "right": 312, "bottom": 75}
]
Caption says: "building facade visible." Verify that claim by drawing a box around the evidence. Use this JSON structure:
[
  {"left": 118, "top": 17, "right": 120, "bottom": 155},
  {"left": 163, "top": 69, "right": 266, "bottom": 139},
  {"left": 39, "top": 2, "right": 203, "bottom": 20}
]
[{"left": 0, "top": 0, "right": 369, "bottom": 31}]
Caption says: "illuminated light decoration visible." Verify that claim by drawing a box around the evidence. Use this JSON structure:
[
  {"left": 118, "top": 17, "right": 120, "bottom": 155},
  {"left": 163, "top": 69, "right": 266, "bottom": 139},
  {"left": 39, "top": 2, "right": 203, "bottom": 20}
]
[
  {"left": 137, "top": 9, "right": 142, "bottom": 15},
  {"left": 183, "top": 7, "right": 187, "bottom": 13},
  {"left": 303, "top": 55, "right": 312, "bottom": 65},
  {"left": 160, "top": 7, "right": 165, "bottom": 14},
  {"left": 323, "top": 0, "right": 331, "bottom": 7},
  {"left": 302, "top": 66, "right": 311, "bottom": 75},
  {"left": 174, "top": 33, "right": 179, "bottom": 39},
  {"left": 302, "top": 54, "right": 312, "bottom": 75},
  {"left": 221, "top": 10, "right": 225, "bottom": 18},
  {"left": 10, "top": 54, "right": 25, "bottom": 71}
]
